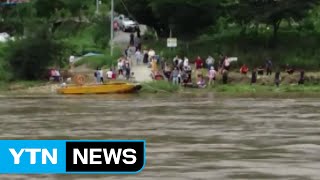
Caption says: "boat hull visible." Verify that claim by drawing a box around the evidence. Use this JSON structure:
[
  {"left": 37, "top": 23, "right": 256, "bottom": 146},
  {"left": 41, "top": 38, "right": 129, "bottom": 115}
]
[{"left": 57, "top": 83, "right": 142, "bottom": 95}]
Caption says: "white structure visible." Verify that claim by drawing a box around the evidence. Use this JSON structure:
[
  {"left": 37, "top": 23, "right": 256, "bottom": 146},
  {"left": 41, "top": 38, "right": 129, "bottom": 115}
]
[{"left": 0, "top": 32, "right": 10, "bottom": 42}]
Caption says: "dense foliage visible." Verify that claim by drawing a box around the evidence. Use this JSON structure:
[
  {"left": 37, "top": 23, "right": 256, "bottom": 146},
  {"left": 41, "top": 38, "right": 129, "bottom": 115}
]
[
  {"left": 0, "top": 0, "right": 113, "bottom": 81},
  {"left": 0, "top": 0, "right": 320, "bottom": 82},
  {"left": 115, "top": 0, "right": 223, "bottom": 38},
  {"left": 119, "top": 0, "right": 320, "bottom": 69},
  {"left": 6, "top": 37, "right": 67, "bottom": 80},
  {"left": 116, "top": 0, "right": 320, "bottom": 40}
]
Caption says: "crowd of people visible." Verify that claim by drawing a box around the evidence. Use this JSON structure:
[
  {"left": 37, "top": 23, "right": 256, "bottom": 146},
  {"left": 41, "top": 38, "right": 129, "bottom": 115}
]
[
  {"left": 149, "top": 54, "right": 233, "bottom": 88},
  {"left": 148, "top": 52, "right": 306, "bottom": 88},
  {"left": 81, "top": 28, "right": 306, "bottom": 88},
  {"left": 239, "top": 60, "right": 305, "bottom": 87},
  {"left": 93, "top": 62, "right": 136, "bottom": 84},
  {"left": 93, "top": 31, "right": 143, "bottom": 84}
]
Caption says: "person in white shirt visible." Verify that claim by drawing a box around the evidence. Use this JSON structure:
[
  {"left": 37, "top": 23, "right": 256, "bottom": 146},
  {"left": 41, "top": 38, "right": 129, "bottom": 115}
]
[
  {"left": 208, "top": 66, "right": 217, "bottom": 85},
  {"left": 99, "top": 69, "right": 104, "bottom": 84},
  {"left": 183, "top": 57, "right": 189, "bottom": 68},
  {"left": 148, "top": 49, "right": 155, "bottom": 61},
  {"left": 106, "top": 69, "right": 113, "bottom": 79},
  {"left": 68, "top": 56, "right": 76, "bottom": 70},
  {"left": 117, "top": 58, "right": 124, "bottom": 76},
  {"left": 128, "top": 45, "right": 136, "bottom": 56},
  {"left": 178, "top": 58, "right": 184, "bottom": 70},
  {"left": 127, "top": 45, "right": 136, "bottom": 66},
  {"left": 55, "top": 69, "right": 61, "bottom": 82},
  {"left": 55, "top": 69, "right": 60, "bottom": 76},
  {"left": 206, "top": 56, "right": 215, "bottom": 70},
  {"left": 173, "top": 55, "right": 179, "bottom": 67},
  {"left": 135, "top": 50, "right": 142, "bottom": 65}
]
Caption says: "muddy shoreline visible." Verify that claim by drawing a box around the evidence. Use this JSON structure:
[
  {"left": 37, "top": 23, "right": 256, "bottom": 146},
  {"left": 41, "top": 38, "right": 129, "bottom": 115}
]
[{"left": 1, "top": 83, "right": 320, "bottom": 99}]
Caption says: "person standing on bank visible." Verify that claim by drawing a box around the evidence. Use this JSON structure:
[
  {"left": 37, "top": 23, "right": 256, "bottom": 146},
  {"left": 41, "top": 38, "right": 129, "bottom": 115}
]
[
  {"left": 266, "top": 59, "right": 273, "bottom": 76},
  {"left": 195, "top": 56, "right": 203, "bottom": 70},
  {"left": 99, "top": 68, "right": 104, "bottom": 84},
  {"left": 206, "top": 56, "right": 214, "bottom": 70},
  {"left": 219, "top": 54, "right": 225, "bottom": 70},
  {"left": 135, "top": 31, "right": 142, "bottom": 51},
  {"left": 94, "top": 67, "right": 100, "bottom": 84},
  {"left": 135, "top": 49, "right": 142, "bottom": 65},
  {"left": 143, "top": 50, "right": 149, "bottom": 64},
  {"left": 171, "top": 67, "right": 179, "bottom": 85},
  {"left": 173, "top": 55, "right": 179, "bottom": 67},
  {"left": 117, "top": 58, "right": 124, "bottom": 76},
  {"left": 275, "top": 71, "right": 281, "bottom": 87},
  {"left": 129, "top": 33, "right": 134, "bottom": 46},
  {"left": 208, "top": 66, "right": 217, "bottom": 86},
  {"left": 128, "top": 45, "right": 136, "bottom": 66},
  {"left": 251, "top": 68, "right": 257, "bottom": 85},
  {"left": 125, "top": 63, "right": 131, "bottom": 80},
  {"left": 183, "top": 57, "right": 189, "bottom": 69},
  {"left": 298, "top": 70, "right": 305, "bottom": 85},
  {"left": 222, "top": 69, "right": 228, "bottom": 84}
]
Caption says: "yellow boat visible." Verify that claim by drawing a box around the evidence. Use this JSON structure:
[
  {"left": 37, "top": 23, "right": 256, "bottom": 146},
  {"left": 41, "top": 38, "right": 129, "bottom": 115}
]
[{"left": 57, "top": 82, "right": 142, "bottom": 95}]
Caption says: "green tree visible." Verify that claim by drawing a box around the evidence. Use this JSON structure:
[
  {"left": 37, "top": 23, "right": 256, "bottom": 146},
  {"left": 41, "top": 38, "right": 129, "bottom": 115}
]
[
  {"left": 63, "top": 0, "right": 93, "bottom": 20},
  {"left": 5, "top": 25, "right": 68, "bottom": 80},
  {"left": 231, "top": 0, "right": 320, "bottom": 46},
  {"left": 92, "top": 15, "right": 111, "bottom": 49},
  {"left": 116, "top": 0, "right": 223, "bottom": 38},
  {"left": 34, "top": 0, "right": 65, "bottom": 19},
  {"left": 0, "top": 2, "right": 35, "bottom": 36}
]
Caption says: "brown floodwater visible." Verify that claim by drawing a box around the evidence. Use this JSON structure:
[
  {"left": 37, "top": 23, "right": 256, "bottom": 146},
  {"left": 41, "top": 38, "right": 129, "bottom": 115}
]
[{"left": 0, "top": 94, "right": 320, "bottom": 180}]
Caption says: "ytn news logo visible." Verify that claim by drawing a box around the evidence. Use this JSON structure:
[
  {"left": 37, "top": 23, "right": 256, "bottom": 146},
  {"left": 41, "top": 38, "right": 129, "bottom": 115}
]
[{"left": 0, "top": 140, "right": 146, "bottom": 174}]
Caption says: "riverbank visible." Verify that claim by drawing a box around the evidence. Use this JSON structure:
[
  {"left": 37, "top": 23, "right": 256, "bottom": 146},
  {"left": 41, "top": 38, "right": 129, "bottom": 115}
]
[
  {"left": 1, "top": 67, "right": 319, "bottom": 97},
  {"left": 140, "top": 80, "right": 320, "bottom": 97},
  {"left": 1, "top": 80, "right": 320, "bottom": 98},
  {"left": 0, "top": 81, "right": 59, "bottom": 95}
]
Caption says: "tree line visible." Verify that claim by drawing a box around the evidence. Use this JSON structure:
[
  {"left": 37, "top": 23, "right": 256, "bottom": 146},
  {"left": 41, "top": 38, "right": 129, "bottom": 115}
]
[
  {"left": 0, "top": 0, "right": 111, "bottom": 81},
  {"left": 116, "top": 0, "right": 320, "bottom": 44},
  {"left": 0, "top": 0, "right": 320, "bottom": 81}
]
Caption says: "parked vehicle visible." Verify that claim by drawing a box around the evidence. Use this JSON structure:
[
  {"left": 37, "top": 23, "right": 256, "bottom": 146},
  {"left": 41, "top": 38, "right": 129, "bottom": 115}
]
[{"left": 114, "top": 14, "right": 139, "bottom": 32}]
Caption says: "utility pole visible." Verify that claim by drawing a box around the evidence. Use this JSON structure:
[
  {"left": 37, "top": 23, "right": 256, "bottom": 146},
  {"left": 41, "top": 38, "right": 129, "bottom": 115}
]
[
  {"left": 110, "top": 0, "right": 114, "bottom": 56},
  {"left": 95, "top": 0, "right": 99, "bottom": 14}
]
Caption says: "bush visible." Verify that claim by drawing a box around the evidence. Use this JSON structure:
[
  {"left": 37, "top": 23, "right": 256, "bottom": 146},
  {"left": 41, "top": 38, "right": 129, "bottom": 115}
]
[
  {"left": 92, "top": 16, "right": 111, "bottom": 49},
  {"left": 0, "top": 43, "right": 13, "bottom": 81},
  {"left": 5, "top": 37, "right": 68, "bottom": 80},
  {"left": 143, "top": 28, "right": 157, "bottom": 41}
]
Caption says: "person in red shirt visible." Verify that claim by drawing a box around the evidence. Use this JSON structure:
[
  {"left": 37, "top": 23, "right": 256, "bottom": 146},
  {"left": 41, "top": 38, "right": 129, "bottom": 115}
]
[
  {"left": 240, "top": 64, "right": 249, "bottom": 75},
  {"left": 195, "top": 56, "right": 203, "bottom": 70}
]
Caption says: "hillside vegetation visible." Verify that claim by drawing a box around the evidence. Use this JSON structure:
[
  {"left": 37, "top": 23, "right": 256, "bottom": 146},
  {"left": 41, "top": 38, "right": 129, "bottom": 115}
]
[{"left": 0, "top": 0, "right": 320, "bottom": 83}]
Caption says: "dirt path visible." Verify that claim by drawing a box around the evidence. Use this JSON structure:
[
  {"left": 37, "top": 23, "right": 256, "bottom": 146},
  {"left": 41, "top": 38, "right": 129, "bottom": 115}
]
[
  {"left": 114, "top": 25, "right": 153, "bottom": 82},
  {"left": 130, "top": 63, "right": 153, "bottom": 82},
  {"left": 113, "top": 25, "right": 147, "bottom": 47}
]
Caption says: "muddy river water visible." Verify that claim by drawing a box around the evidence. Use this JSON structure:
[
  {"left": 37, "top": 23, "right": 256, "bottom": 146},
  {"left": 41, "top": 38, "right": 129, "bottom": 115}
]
[{"left": 0, "top": 94, "right": 319, "bottom": 180}]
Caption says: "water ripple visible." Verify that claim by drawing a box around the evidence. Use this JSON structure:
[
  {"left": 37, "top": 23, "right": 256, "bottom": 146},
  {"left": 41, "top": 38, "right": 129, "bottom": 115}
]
[{"left": 0, "top": 96, "right": 319, "bottom": 179}]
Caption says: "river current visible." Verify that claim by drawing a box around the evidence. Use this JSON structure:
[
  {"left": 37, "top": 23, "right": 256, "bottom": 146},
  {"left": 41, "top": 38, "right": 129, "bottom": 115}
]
[{"left": 0, "top": 94, "right": 319, "bottom": 180}]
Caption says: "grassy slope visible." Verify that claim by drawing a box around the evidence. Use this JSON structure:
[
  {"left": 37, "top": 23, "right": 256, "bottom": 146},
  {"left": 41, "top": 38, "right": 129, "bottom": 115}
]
[
  {"left": 74, "top": 52, "right": 121, "bottom": 69},
  {"left": 56, "top": 22, "right": 102, "bottom": 56},
  {"left": 56, "top": 22, "right": 122, "bottom": 69}
]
